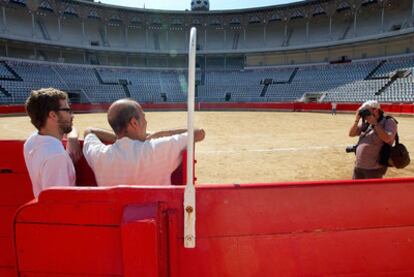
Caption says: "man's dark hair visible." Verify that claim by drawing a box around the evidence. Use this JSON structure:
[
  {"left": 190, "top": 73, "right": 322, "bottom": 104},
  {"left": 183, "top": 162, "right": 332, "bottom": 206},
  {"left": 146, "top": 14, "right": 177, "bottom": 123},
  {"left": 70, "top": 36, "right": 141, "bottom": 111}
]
[
  {"left": 25, "top": 88, "right": 68, "bottom": 130},
  {"left": 108, "top": 101, "right": 139, "bottom": 135}
]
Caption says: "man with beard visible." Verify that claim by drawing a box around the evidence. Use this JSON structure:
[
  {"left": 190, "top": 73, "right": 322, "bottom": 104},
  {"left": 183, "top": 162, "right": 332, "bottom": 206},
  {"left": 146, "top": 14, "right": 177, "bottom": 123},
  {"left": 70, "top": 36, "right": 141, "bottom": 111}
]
[{"left": 24, "top": 88, "right": 81, "bottom": 198}]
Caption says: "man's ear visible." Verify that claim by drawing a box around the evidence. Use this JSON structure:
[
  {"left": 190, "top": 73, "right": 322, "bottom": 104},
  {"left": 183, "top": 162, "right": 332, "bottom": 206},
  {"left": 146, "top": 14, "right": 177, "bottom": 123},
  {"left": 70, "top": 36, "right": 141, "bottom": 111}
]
[
  {"left": 48, "top": 110, "right": 58, "bottom": 121},
  {"left": 129, "top": 117, "right": 139, "bottom": 128}
]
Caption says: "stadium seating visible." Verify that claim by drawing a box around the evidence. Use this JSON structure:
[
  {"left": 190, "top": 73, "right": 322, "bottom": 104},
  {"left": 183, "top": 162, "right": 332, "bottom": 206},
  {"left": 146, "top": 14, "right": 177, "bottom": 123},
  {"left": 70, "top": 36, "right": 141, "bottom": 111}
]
[
  {"left": 0, "top": 54, "right": 413, "bottom": 105},
  {"left": 0, "top": 1, "right": 412, "bottom": 52}
]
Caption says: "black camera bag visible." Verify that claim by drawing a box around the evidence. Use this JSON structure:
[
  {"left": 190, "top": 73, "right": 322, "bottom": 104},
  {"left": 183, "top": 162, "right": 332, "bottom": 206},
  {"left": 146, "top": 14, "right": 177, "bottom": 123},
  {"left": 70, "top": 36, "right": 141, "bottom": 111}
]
[
  {"left": 389, "top": 134, "right": 410, "bottom": 168},
  {"left": 379, "top": 117, "right": 410, "bottom": 169}
]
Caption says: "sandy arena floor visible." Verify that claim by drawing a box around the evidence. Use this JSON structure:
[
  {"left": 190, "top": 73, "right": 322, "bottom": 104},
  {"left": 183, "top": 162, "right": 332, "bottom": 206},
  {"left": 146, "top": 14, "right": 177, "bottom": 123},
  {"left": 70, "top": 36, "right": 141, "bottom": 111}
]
[{"left": 1, "top": 111, "right": 413, "bottom": 184}]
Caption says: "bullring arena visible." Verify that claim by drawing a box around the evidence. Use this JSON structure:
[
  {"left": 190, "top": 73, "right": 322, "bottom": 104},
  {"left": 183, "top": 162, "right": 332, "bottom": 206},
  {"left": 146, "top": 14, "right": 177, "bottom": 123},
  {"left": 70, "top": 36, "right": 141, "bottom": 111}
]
[
  {"left": 1, "top": 110, "right": 414, "bottom": 183},
  {"left": 1, "top": 0, "right": 414, "bottom": 275}
]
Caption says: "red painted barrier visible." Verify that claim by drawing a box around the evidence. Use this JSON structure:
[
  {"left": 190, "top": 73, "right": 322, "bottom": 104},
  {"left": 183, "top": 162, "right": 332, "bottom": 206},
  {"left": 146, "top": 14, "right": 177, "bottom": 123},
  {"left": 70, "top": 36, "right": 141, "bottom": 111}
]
[
  {"left": 199, "top": 102, "right": 295, "bottom": 111},
  {"left": 0, "top": 141, "right": 32, "bottom": 276},
  {"left": 13, "top": 177, "right": 414, "bottom": 276},
  {"left": 1, "top": 102, "right": 414, "bottom": 115},
  {"left": 198, "top": 102, "right": 414, "bottom": 114},
  {"left": 0, "top": 105, "right": 26, "bottom": 115},
  {"left": 0, "top": 140, "right": 189, "bottom": 276}
]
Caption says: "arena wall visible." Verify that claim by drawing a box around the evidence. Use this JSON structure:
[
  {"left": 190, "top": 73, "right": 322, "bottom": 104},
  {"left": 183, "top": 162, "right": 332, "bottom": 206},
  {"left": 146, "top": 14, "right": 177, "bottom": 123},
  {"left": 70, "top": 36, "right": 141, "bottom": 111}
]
[
  {"left": 1, "top": 31, "right": 413, "bottom": 67},
  {"left": 0, "top": 0, "right": 413, "bottom": 68},
  {"left": 245, "top": 34, "right": 414, "bottom": 66},
  {"left": 10, "top": 177, "right": 414, "bottom": 276},
  {"left": 1, "top": 102, "right": 413, "bottom": 115}
]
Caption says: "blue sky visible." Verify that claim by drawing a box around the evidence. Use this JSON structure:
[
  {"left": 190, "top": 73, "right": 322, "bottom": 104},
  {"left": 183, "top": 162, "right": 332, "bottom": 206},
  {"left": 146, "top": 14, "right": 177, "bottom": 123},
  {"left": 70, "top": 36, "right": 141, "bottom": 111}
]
[{"left": 98, "top": 0, "right": 300, "bottom": 11}]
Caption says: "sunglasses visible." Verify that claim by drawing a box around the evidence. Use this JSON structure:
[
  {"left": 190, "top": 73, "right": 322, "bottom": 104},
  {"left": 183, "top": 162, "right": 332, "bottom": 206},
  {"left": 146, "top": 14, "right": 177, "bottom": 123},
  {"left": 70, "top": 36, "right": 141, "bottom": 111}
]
[{"left": 56, "top": 108, "right": 73, "bottom": 113}]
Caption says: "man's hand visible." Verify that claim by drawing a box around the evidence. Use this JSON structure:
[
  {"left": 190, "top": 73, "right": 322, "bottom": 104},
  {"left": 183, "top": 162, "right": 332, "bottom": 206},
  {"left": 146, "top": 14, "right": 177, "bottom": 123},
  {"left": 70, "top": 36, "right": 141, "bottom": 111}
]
[
  {"left": 146, "top": 128, "right": 205, "bottom": 142},
  {"left": 84, "top": 127, "right": 117, "bottom": 144},
  {"left": 194, "top": 128, "right": 205, "bottom": 142},
  {"left": 354, "top": 108, "right": 361, "bottom": 122},
  {"left": 66, "top": 128, "right": 82, "bottom": 163},
  {"left": 349, "top": 108, "right": 362, "bottom": 137}
]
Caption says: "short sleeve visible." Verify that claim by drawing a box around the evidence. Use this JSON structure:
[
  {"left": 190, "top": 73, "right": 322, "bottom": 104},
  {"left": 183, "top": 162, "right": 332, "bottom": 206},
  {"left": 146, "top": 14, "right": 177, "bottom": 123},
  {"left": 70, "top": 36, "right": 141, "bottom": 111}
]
[
  {"left": 41, "top": 153, "right": 76, "bottom": 191},
  {"left": 148, "top": 133, "right": 188, "bottom": 172},
  {"left": 384, "top": 119, "right": 397, "bottom": 142},
  {"left": 83, "top": 133, "right": 105, "bottom": 170}
]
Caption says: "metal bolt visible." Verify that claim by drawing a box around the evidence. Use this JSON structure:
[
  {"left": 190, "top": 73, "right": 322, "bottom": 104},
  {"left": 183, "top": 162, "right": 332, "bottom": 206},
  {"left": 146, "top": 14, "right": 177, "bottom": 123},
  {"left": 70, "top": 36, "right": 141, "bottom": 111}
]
[{"left": 185, "top": 206, "right": 193, "bottom": 213}]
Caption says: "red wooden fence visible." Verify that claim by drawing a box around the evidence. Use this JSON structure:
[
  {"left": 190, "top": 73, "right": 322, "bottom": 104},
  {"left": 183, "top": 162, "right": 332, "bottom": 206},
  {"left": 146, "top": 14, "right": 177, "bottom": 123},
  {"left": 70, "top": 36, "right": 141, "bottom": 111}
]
[{"left": 1, "top": 102, "right": 413, "bottom": 115}]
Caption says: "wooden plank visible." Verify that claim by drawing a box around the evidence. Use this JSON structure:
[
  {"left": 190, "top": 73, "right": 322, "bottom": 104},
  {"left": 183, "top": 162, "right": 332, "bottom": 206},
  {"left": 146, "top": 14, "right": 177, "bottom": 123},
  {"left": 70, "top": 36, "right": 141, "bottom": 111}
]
[
  {"left": 15, "top": 224, "right": 123, "bottom": 275},
  {"left": 121, "top": 203, "right": 168, "bottom": 277},
  {"left": 17, "top": 272, "right": 121, "bottom": 277},
  {"left": 0, "top": 141, "right": 27, "bottom": 173},
  {"left": 0, "top": 174, "right": 33, "bottom": 205},
  {"left": 194, "top": 182, "right": 414, "bottom": 237},
  {"left": 122, "top": 219, "right": 159, "bottom": 277},
  {"left": 16, "top": 202, "right": 123, "bottom": 226},
  {"left": 0, "top": 237, "right": 15, "bottom": 267},
  {"left": 176, "top": 226, "right": 414, "bottom": 276},
  {"left": 0, "top": 267, "right": 17, "bottom": 277},
  {"left": 0, "top": 206, "right": 17, "bottom": 237},
  {"left": 18, "top": 180, "right": 414, "bottom": 236}
]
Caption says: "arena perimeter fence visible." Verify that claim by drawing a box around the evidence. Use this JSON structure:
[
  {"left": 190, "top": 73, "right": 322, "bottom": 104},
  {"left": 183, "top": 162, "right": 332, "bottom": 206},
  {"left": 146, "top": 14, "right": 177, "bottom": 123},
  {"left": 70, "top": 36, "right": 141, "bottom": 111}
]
[{"left": 0, "top": 102, "right": 414, "bottom": 115}]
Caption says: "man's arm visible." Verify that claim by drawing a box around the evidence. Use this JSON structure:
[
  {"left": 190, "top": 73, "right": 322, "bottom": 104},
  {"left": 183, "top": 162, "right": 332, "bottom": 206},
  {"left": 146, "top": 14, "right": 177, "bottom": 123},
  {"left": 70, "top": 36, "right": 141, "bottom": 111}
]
[
  {"left": 65, "top": 127, "right": 82, "bottom": 163},
  {"left": 370, "top": 118, "right": 396, "bottom": 144},
  {"left": 147, "top": 128, "right": 205, "bottom": 142},
  {"left": 146, "top": 129, "right": 187, "bottom": 140},
  {"left": 84, "top": 127, "right": 117, "bottom": 144},
  {"left": 42, "top": 153, "right": 76, "bottom": 189},
  {"left": 349, "top": 110, "right": 362, "bottom": 137},
  {"left": 372, "top": 124, "right": 395, "bottom": 144},
  {"left": 146, "top": 128, "right": 205, "bottom": 177}
]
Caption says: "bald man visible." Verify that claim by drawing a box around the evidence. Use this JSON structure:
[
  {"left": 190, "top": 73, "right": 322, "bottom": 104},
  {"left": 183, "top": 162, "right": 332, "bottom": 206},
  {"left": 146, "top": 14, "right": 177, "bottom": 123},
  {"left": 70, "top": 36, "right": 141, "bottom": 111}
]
[{"left": 82, "top": 99, "right": 205, "bottom": 186}]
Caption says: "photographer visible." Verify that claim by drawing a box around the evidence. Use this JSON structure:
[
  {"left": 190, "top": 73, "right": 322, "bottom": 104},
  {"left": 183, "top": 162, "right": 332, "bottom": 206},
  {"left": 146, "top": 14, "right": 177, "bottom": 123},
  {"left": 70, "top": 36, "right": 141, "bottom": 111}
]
[{"left": 348, "top": 100, "right": 397, "bottom": 179}]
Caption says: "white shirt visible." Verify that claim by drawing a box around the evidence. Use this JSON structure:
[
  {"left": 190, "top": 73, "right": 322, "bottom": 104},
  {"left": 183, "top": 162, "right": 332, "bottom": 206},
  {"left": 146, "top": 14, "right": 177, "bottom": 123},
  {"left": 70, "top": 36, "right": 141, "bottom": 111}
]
[
  {"left": 23, "top": 132, "right": 76, "bottom": 198},
  {"left": 83, "top": 133, "right": 188, "bottom": 186}
]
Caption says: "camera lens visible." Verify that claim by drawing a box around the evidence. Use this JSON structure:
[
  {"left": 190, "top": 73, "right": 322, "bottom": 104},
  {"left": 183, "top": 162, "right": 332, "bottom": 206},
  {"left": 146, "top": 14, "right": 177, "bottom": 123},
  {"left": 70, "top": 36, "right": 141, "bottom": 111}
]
[
  {"left": 345, "top": 144, "right": 357, "bottom": 153},
  {"left": 358, "top": 108, "right": 371, "bottom": 118}
]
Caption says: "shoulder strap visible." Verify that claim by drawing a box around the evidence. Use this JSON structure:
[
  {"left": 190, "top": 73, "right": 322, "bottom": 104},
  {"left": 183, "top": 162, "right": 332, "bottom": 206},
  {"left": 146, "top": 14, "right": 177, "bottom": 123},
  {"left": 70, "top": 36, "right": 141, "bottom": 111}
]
[
  {"left": 385, "top": 115, "right": 398, "bottom": 125},
  {"left": 384, "top": 115, "right": 400, "bottom": 145}
]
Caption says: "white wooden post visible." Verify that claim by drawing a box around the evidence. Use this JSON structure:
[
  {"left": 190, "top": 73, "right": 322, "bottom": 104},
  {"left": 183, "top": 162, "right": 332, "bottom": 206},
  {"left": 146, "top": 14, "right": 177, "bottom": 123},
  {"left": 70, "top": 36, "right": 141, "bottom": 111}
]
[{"left": 184, "top": 27, "right": 197, "bottom": 248}]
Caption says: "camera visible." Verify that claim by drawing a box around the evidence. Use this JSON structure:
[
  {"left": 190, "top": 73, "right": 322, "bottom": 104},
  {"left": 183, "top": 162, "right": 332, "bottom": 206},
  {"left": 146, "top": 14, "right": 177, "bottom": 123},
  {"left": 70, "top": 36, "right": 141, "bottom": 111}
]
[
  {"left": 345, "top": 144, "right": 358, "bottom": 153},
  {"left": 358, "top": 108, "right": 371, "bottom": 118}
]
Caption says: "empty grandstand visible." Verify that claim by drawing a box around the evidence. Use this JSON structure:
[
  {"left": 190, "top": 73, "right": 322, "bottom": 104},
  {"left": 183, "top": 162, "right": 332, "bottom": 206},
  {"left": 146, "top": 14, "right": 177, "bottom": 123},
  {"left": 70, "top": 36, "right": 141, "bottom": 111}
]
[
  {"left": 0, "top": 54, "right": 412, "bottom": 104},
  {"left": 0, "top": 0, "right": 412, "bottom": 105}
]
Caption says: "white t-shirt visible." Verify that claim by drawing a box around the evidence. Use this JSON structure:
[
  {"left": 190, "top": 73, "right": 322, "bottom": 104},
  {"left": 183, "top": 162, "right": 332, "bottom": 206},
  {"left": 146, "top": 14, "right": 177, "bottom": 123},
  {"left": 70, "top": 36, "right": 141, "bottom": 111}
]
[
  {"left": 83, "top": 133, "right": 188, "bottom": 186},
  {"left": 23, "top": 132, "right": 76, "bottom": 198}
]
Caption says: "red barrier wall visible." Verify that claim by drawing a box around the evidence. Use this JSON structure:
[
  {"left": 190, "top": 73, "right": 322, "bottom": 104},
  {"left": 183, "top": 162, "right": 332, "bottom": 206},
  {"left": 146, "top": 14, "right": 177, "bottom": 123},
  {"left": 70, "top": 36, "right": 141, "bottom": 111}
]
[
  {"left": 199, "top": 102, "right": 414, "bottom": 114},
  {"left": 2, "top": 102, "right": 413, "bottom": 115},
  {"left": 13, "top": 177, "right": 414, "bottom": 276},
  {"left": 0, "top": 105, "right": 26, "bottom": 114},
  {"left": 199, "top": 102, "right": 295, "bottom": 111},
  {"left": 0, "top": 140, "right": 189, "bottom": 276},
  {"left": 0, "top": 141, "right": 33, "bottom": 276}
]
